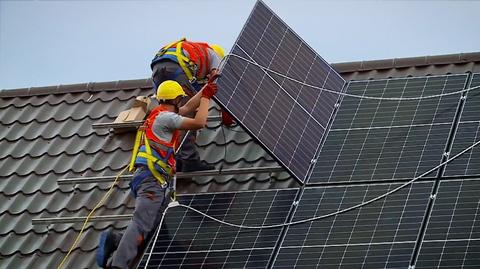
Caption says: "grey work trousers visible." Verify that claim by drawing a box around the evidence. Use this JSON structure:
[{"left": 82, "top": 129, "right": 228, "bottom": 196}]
[{"left": 108, "top": 167, "right": 170, "bottom": 269}]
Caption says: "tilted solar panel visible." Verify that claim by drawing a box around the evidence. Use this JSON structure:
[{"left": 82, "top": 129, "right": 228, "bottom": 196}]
[
  {"left": 216, "top": 0, "right": 346, "bottom": 183},
  {"left": 309, "top": 74, "right": 468, "bottom": 184},
  {"left": 273, "top": 182, "right": 433, "bottom": 268},
  {"left": 415, "top": 179, "right": 480, "bottom": 268},
  {"left": 137, "top": 189, "right": 298, "bottom": 268},
  {"left": 445, "top": 73, "right": 480, "bottom": 176}
]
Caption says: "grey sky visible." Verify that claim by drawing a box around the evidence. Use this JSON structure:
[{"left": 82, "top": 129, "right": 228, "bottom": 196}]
[{"left": 1, "top": 0, "right": 478, "bottom": 90}]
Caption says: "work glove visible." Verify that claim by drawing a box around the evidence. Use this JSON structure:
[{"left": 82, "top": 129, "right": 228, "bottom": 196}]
[
  {"left": 202, "top": 82, "right": 218, "bottom": 99},
  {"left": 221, "top": 110, "right": 235, "bottom": 126},
  {"left": 202, "top": 70, "right": 221, "bottom": 99},
  {"left": 208, "top": 69, "right": 221, "bottom": 83}
]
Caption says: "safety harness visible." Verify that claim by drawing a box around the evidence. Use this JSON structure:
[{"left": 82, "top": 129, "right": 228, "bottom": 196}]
[
  {"left": 129, "top": 105, "right": 181, "bottom": 188},
  {"left": 151, "top": 38, "right": 212, "bottom": 84}
]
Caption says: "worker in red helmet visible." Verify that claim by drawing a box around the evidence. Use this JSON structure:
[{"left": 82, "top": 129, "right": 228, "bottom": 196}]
[
  {"left": 96, "top": 76, "right": 219, "bottom": 269},
  {"left": 150, "top": 39, "right": 233, "bottom": 173}
]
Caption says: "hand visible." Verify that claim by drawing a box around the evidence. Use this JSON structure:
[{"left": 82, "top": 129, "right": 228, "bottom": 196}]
[
  {"left": 208, "top": 69, "right": 221, "bottom": 83},
  {"left": 221, "top": 110, "right": 235, "bottom": 126},
  {"left": 202, "top": 82, "right": 218, "bottom": 99}
]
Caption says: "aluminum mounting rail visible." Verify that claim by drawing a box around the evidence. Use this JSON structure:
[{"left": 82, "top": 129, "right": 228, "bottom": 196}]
[
  {"left": 32, "top": 214, "right": 132, "bottom": 225},
  {"left": 92, "top": 116, "right": 222, "bottom": 129},
  {"left": 57, "top": 166, "right": 285, "bottom": 185}
]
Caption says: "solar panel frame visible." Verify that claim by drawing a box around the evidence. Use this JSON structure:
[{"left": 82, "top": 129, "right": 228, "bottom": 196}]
[{"left": 216, "top": 0, "right": 347, "bottom": 184}]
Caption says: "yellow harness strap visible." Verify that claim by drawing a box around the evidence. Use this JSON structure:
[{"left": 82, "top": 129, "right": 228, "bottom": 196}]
[
  {"left": 155, "top": 38, "right": 197, "bottom": 82},
  {"left": 175, "top": 42, "right": 196, "bottom": 82},
  {"left": 156, "top": 38, "right": 185, "bottom": 57},
  {"left": 129, "top": 127, "right": 144, "bottom": 172},
  {"left": 129, "top": 127, "right": 175, "bottom": 186}
]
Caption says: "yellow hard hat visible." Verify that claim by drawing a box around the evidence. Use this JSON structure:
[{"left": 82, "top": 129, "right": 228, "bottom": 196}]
[
  {"left": 210, "top": 44, "right": 226, "bottom": 58},
  {"left": 156, "top": 80, "right": 186, "bottom": 101}
]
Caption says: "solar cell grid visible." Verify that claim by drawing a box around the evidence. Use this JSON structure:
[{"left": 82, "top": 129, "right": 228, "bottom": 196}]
[
  {"left": 416, "top": 179, "right": 480, "bottom": 268},
  {"left": 137, "top": 189, "right": 298, "bottom": 268},
  {"left": 309, "top": 74, "right": 468, "bottom": 184},
  {"left": 274, "top": 182, "right": 433, "bottom": 268},
  {"left": 274, "top": 242, "right": 415, "bottom": 269},
  {"left": 216, "top": 0, "right": 346, "bottom": 182},
  {"left": 445, "top": 73, "right": 480, "bottom": 177}
]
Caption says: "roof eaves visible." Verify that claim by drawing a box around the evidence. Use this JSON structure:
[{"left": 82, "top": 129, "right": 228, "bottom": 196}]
[{"left": 0, "top": 78, "right": 153, "bottom": 98}]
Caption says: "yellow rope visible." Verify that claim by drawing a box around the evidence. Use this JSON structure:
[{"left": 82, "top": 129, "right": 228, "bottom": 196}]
[{"left": 56, "top": 166, "right": 129, "bottom": 269}]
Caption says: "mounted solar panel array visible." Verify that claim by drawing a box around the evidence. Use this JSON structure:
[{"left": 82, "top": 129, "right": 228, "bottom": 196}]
[
  {"left": 445, "top": 73, "right": 480, "bottom": 176},
  {"left": 273, "top": 182, "right": 434, "bottom": 268},
  {"left": 216, "top": 0, "right": 346, "bottom": 183},
  {"left": 137, "top": 189, "right": 298, "bottom": 268},
  {"left": 309, "top": 74, "right": 469, "bottom": 184},
  {"left": 416, "top": 179, "right": 480, "bottom": 268},
  {"left": 137, "top": 0, "right": 480, "bottom": 267}
]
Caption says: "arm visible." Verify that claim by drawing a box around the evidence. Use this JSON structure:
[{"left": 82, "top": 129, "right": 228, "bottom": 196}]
[
  {"left": 179, "top": 97, "right": 210, "bottom": 130},
  {"left": 178, "top": 84, "right": 206, "bottom": 116},
  {"left": 179, "top": 70, "right": 221, "bottom": 117}
]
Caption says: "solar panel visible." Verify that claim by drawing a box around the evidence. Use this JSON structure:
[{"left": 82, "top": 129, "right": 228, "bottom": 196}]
[
  {"left": 273, "top": 182, "right": 433, "bottom": 268},
  {"left": 415, "top": 179, "right": 480, "bottom": 268},
  {"left": 216, "top": 0, "right": 346, "bottom": 183},
  {"left": 137, "top": 189, "right": 298, "bottom": 268},
  {"left": 309, "top": 74, "right": 469, "bottom": 184},
  {"left": 445, "top": 73, "right": 480, "bottom": 177}
]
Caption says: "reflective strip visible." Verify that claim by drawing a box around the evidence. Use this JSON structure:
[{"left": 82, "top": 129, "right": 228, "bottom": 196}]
[
  {"left": 136, "top": 152, "right": 173, "bottom": 176},
  {"left": 129, "top": 128, "right": 144, "bottom": 172},
  {"left": 144, "top": 135, "right": 167, "bottom": 185},
  {"left": 175, "top": 42, "right": 195, "bottom": 81}
]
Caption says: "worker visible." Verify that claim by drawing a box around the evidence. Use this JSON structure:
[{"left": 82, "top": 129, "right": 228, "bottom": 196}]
[
  {"left": 150, "top": 38, "right": 232, "bottom": 172},
  {"left": 96, "top": 76, "right": 219, "bottom": 269}
]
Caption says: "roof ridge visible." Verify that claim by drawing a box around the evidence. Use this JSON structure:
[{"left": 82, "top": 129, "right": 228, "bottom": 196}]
[
  {"left": 332, "top": 51, "right": 480, "bottom": 73},
  {"left": 2, "top": 51, "right": 479, "bottom": 98},
  {"left": 0, "top": 78, "right": 153, "bottom": 98}
]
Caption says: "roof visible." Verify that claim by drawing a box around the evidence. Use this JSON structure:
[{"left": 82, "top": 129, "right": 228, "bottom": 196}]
[{"left": 1, "top": 51, "right": 479, "bottom": 268}]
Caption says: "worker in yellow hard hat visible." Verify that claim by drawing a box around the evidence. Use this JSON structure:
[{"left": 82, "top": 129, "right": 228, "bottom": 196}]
[
  {"left": 97, "top": 76, "right": 219, "bottom": 269},
  {"left": 150, "top": 39, "right": 226, "bottom": 173}
]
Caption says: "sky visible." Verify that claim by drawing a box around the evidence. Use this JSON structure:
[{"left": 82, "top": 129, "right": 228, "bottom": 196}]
[{"left": 0, "top": 0, "right": 479, "bottom": 90}]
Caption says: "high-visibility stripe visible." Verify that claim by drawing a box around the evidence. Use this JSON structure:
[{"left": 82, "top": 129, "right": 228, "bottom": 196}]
[
  {"left": 129, "top": 128, "right": 144, "bottom": 172},
  {"left": 144, "top": 135, "right": 167, "bottom": 185},
  {"left": 136, "top": 152, "right": 172, "bottom": 176},
  {"left": 175, "top": 42, "right": 195, "bottom": 81}
]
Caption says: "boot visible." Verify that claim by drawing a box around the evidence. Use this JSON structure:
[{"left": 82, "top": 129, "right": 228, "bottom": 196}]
[
  {"left": 96, "top": 229, "right": 116, "bottom": 268},
  {"left": 177, "top": 159, "right": 215, "bottom": 172}
]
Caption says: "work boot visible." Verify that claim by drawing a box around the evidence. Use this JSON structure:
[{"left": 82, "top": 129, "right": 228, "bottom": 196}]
[
  {"left": 96, "top": 229, "right": 116, "bottom": 268},
  {"left": 178, "top": 160, "right": 215, "bottom": 172}
]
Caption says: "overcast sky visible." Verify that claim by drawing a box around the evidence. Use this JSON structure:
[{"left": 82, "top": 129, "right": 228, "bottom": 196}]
[{"left": 1, "top": 0, "right": 478, "bottom": 90}]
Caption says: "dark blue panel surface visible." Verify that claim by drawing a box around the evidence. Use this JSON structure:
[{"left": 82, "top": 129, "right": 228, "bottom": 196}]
[
  {"left": 309, "top": 74, "right": 468, "bottom": 184},
  {"left": 445, "top": 73, "right": 480, "bottom": 177},
  {"left": 216, "top": 0, "right": 346, "bottom": 183},
  {"left": 416, "top": 179, "right": 480, "bottom": 268},
  {"left": 274, "top": 242, "right": 415, "bottom": 269},
  {"left": 138, "top": 189, "right": 298, "bottom": 268},
  {"left": 274, "top": 182, "right": 433, "bottom": 268}
]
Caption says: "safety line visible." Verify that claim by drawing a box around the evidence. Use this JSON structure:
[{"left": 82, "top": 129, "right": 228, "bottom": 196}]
[
  {"left": 144, "top": 207, "right": 168, "bottom": 267},
  {"left": 161, "top": 139, "right": 480, "bottom": 230},
  {"left": 221, "top": 53, "right": 480, "bottom": 101},
  {"left": 56, "top": 166, "right": 129, "bottom": 269}
]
